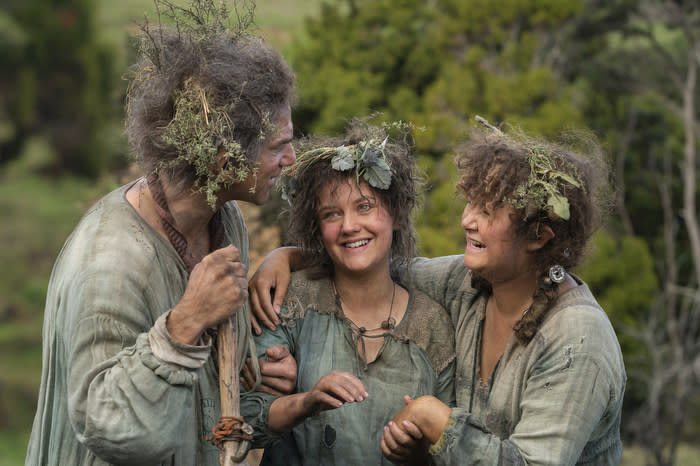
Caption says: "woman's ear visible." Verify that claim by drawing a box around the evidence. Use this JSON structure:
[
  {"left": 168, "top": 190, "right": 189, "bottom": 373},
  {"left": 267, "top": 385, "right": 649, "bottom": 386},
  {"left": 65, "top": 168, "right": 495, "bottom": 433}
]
[{"left": 527, "top": 225, "right": 554, "bottom": 252}]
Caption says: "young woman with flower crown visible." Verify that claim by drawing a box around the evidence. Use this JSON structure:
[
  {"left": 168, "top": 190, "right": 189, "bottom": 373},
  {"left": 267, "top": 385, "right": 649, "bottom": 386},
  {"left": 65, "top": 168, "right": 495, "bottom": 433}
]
[
  {"left": 240, "top": 121, "right": 455, "bottom": 465},
  {"left": 248, "top": 120, "right": 626, "bottom": 465}
]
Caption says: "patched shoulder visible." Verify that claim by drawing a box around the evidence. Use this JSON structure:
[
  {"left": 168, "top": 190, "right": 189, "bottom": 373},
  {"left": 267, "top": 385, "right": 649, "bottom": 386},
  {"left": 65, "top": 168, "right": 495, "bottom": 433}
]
[
  {"left": 279, "top": 269, "right": 337, "bottom": 326},
  {"left": 394, "top": 289, "right": 456, "bottom": 374}
]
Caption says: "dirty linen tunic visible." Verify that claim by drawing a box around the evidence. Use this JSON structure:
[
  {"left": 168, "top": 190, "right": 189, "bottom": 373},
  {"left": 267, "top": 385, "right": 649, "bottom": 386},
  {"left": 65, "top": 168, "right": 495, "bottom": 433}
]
[
  {"left": 241, "top": 270, "right": 456, "bottom": 465},
  {"left": 401, "top": 256, "right": 626, "bottom": 466},
  {"left": 25, "top": 181, "right": 250, "bottom": 466}
]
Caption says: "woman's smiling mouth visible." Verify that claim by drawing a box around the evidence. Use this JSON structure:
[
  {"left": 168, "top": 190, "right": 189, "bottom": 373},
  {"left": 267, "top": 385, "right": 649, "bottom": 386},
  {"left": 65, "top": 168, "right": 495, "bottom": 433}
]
[{"left": 344, "top": 239, "right": 370, "bottom": 249}]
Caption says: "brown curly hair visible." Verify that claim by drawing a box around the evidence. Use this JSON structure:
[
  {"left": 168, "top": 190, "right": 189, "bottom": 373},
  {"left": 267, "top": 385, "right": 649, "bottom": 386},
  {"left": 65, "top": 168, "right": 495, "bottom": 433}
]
[
  {"left": 282, "top": 120, "right": 423, "bottom": 278},
  {"left": 125, "top": 29, "right": 296, "bottom": 191},
  {"left": 455, "top": 126, "right": 610, "bottom": 344}
]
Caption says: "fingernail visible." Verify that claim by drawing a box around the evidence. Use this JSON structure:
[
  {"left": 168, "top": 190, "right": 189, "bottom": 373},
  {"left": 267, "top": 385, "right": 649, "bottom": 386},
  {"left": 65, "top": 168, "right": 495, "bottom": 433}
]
[{"left": 274, "top": 304, "right": 281, "bottom": 314}]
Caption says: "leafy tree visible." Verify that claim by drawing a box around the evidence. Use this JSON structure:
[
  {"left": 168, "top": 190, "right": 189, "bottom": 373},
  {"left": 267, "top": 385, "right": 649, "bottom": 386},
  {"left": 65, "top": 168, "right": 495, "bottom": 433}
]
[
  {"left": 290, "top": 0, "right": 601, "bottom": 259},
  {"left": 0, "top": 0, "right": 122, "bottom": 176},
  {"left": 291, "top": 0, "right": 587, "bottom": 154},
  {"left": 415, "top": 152, "right": 464, "bottom": 257}
]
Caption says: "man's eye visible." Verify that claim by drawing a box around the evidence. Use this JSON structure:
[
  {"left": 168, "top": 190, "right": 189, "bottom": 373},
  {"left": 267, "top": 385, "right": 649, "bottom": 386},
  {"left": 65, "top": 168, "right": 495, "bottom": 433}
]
[{"left": 359, "top": 204, "right": 371, "bottom": 212}]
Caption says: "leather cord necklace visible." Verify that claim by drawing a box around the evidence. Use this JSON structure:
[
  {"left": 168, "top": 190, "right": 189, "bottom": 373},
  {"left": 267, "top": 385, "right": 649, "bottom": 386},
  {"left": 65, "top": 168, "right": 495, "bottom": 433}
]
[
  {"left": 332, "top": 280, "right": 396, "bottom": 371},
  {"left": 146, "top": 172, "right": 224, "bottom": 273},
  {"left": 332, "top": 280, "right": 397, "bottom": 334}
]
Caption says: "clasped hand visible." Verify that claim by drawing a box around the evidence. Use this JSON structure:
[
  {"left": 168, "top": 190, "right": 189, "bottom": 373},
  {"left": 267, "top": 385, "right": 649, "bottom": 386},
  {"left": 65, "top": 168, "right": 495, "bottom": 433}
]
[{"left": 168, "top": 244, "right": 248, "bottom": 345}]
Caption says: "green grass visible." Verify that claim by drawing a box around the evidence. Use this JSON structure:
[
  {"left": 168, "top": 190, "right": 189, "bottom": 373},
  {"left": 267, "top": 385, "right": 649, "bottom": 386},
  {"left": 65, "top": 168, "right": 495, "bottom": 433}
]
[
  {"left": 0, "top": 428, "right": 33, "bottom": 466},
  {"left": 95, "top": 0, "right": 324, "bottom": 59}
]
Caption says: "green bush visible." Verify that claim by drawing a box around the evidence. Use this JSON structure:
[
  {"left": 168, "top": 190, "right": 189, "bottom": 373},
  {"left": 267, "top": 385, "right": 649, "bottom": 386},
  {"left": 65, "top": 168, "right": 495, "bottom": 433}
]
[{"left": 290, "top": 0, "right": 586, "bottom": 153}]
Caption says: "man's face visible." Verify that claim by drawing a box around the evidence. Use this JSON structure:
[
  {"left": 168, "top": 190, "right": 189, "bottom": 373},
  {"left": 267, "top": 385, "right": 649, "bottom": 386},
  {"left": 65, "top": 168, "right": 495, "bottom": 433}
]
[{"left": 230, "top": 105, "right": 295, "bottom": 205}]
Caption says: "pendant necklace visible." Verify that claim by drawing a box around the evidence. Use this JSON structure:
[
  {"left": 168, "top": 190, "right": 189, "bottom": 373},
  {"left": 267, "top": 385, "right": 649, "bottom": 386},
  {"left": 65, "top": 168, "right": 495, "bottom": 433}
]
[
  {"left": 332, "top": 279, "right": 397, "bottom": 371},
  {"left": 332, "top": 280, "right": 397, "bottom": 334}
]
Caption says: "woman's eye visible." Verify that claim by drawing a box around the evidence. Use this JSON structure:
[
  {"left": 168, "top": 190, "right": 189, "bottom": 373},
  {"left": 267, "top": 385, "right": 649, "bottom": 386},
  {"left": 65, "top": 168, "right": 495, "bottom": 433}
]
[
  {"left": 359, "top": 204, "right": 371, "bottom": 212},
  {"left": 321, "top": 211, "right": 339, "bottom": 220}
]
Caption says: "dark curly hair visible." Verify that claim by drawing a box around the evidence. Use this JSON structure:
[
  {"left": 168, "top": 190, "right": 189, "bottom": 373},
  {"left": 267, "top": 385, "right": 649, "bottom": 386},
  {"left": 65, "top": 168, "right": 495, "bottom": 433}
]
[
  {"left": 282, "top": 120, "right": 423, "bottom": 278},
  {"left": 125, "top": 28, "right": 296, "bottom": 191},
  {"left": 455, "top": 126, "right": 611, "bottom": 344}
]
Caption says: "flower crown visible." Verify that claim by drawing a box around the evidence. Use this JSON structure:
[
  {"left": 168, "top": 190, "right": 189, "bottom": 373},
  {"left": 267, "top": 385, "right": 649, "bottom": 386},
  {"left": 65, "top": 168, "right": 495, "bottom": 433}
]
[
  {"left": 476, "top": 116, "right": 583, "bottom": 221},
  {"left": 279, "top": 137, "right": 393, "bottom": 204}
]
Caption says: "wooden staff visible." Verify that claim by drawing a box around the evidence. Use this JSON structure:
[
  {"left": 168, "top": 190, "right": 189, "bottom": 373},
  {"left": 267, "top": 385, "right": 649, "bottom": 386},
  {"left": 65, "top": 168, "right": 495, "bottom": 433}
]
[{"left": 216, "top": 315, "right": 252, "bottom": 466}]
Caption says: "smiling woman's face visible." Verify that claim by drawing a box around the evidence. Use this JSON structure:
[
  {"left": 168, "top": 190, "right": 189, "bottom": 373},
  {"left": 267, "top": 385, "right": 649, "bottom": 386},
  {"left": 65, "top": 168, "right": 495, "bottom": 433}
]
[
  {"left": 317, "top": 180, "right": 395, "bottom": 278},
  {"left": 461, "top": 200, "right": 532, "bottom": 284}
]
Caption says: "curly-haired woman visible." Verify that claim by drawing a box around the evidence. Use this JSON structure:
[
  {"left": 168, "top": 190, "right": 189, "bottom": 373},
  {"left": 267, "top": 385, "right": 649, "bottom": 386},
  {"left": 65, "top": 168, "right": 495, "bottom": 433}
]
[
  {"left": 241, "top": 121, "right": 455, "bottom": 465},
  {"left": 379, "top": 125, "right": 626, "bottom": 465}
]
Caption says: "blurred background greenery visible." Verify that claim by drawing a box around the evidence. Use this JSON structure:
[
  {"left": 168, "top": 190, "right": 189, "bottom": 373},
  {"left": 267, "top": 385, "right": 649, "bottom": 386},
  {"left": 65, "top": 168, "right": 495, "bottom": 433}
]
[{"left": 1, "top": 0, "right": 699, "bottom": 465}]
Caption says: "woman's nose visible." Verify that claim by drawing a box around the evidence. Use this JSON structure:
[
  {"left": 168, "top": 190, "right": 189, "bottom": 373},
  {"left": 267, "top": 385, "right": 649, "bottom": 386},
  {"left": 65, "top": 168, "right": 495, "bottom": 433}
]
[
  {"left": 342, "top": 213, "right": 360, "bottom": 233},
  {"left": 461, "top": 203, "right": 476, "bottom": 230}
]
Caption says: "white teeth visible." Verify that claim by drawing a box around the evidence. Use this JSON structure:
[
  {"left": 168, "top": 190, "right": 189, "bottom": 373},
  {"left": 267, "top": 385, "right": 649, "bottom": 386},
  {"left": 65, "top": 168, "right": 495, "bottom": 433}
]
[{"left": 345, "top": 239, "right": 369, "bottom": 248}]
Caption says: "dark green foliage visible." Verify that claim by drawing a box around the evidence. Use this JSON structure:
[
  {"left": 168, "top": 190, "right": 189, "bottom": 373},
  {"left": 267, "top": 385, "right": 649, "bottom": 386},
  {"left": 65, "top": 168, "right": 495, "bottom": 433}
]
[
  {"left": 291, "top": 0, "right": 587, "bottom": 155},
  {"left": 290, "top": 0, "right": 607, "bottom": 259},
  {"left": 0, "top": 0, "right": 122, "bottom": 176},
  {"left": 414, "top": 153, "right": 465, "bottom": 257}
]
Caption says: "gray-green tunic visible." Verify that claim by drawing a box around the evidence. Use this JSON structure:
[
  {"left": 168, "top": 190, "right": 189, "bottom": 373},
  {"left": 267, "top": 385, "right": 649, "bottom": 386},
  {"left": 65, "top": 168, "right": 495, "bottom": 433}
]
[
  {"left": 241, "top": 270, "right": 456, "bottom": 465},
  {"left": 401, "top": 256, "right": 626, "bottom": 466},
  {"left": 25, "top": 181, "right": 251, "bottom": 466}
]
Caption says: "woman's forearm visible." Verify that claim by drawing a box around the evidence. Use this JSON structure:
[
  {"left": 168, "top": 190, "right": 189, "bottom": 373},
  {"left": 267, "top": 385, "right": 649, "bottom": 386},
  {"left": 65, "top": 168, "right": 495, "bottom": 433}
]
[{"left": 267, "top": 393, "right": 311, "bottom": 432}]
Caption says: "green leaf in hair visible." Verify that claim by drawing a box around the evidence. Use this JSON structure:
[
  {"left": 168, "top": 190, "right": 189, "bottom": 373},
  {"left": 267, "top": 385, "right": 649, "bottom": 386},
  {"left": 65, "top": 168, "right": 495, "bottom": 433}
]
[
  {"left": 331, "top": 146, "right": 356, "bottom": 171},
  {"left": 363, "top": 157, "right": 392, "bottom": 189}
]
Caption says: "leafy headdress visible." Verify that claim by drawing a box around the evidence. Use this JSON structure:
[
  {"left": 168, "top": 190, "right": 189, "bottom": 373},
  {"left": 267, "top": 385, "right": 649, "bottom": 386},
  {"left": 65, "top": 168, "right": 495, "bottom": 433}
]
[
  {"left": 127, "top": 0, "right": 282, "bottom": 208},
  {"left": 475, "top": 115, "right": 584, "bottom": 222},
  {"left": 279, "top": 136, "right": 393, "bottom": 206},
  {"left": 278, "top": 120, "right": 420, "bottom": 206}
]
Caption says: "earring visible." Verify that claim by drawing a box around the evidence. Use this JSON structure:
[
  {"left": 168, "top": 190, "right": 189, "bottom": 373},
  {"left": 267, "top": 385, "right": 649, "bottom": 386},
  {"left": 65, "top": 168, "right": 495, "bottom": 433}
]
[
  {"left": 549, "top": 265, "right": 566, "bottom": 283},
  {"left": 541, "top": 264, "right": 566, "bottom": 289}
]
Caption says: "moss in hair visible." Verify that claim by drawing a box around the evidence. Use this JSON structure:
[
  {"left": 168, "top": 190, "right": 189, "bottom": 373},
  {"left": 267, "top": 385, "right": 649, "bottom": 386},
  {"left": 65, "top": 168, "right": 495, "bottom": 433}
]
[
  {"left": 160, "top": 78, "right": 262, "bottom": 207},
  {"left": 124, "top": 0, "right": 296, "bottom": 207}
]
